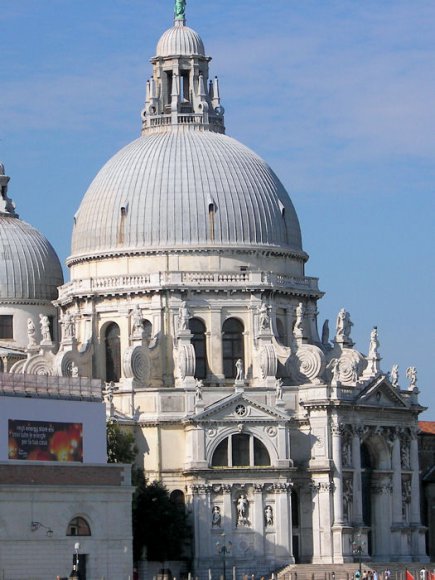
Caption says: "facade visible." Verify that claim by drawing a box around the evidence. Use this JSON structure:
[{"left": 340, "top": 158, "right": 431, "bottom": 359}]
[
  {"left": 0, "top": 374, "right": 133, "bottom": 580},
  {"left": 1, "top": 2, "right": 430, "bottom": 579},
  {"left": 419, "top": 421, "right": 435, "bottom": 561}
]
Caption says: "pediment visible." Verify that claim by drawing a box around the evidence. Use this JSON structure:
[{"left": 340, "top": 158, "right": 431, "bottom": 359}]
[
  {"left": 356, "top": 376, "right": 408, "bottom": 409},
  {"left": 189, "top": 392, "right": 290, "bottom": 424}
]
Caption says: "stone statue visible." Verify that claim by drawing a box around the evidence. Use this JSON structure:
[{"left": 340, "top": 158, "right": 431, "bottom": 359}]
[
  {"left": 211, "top": 506, "right": 221, "bottom": 527},
  {"left": 27, "top": 318, "right": 37, "bottom": 347},
  {"left": 321, "top": 319, "right": 330, "bottom": 345},
  {"left": 39, "top": 314, "right": 51, "bottom": 343},
  {"left": 264, "top": 505, "right": 273, "bottom": 527},
  {"left": 236, "top": 494, "right": 249, "bottom": 526},
  {"left": 275, "top": 378, "right": 283, "bottom": 401},
  {"left": 406, "top": 366, "right": 417, "bottom": 389},
  {"left": 336, "top": 308, "right": 353, "bottom": 341},
  {"left": 174, "top": 0, "right": 186, "bottom": 20},
  {"left": 390, "top": 364, "right": 399, "bottom": 388},
  {"left": 131, "top": 305, "right": 144, "bottom": 336},
  {"left": 178, "top": 301, "right": 191, "bottom": 331},
  {"left": 294, "top": 302, "right": 305, "bottom": 337},
  {"left": 62, "top": 312, "right": 75, "bottom": 339},
  {"left": 71, "top": 362, "right": 79, "bottom": 378},
  {"left": 368, "top": 326, "right": 379, "bottom": 358},
  {"left": 258, "top": 301, "right": 270, "bottom": 331},
  {"left": 329, "top": 358, "right": 341, "bottom": 385},
  {"left": 195, "top": 379, "right": 203, "bottom": 401},
  {"left": 235, "top": 358, "right": 244, "bottom": 381}
]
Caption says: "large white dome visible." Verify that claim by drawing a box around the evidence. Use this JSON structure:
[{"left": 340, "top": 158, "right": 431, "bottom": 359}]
[
  {"left": 0, "top": 215, "right": 63, "bottom": 302},
  {"left": 69, "top": 130, "right": 304, "bottom": 264}
]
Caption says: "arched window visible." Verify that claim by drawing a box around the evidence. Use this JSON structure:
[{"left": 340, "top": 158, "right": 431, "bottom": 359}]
[
  {"left": 189, "top": 318, "right": 207, "bottom": 379},
  {"left": 105, "top": 322, "right": 121, "bottom": 382},
  {"left": 67, "top": 516, "right": 91, "bottom": 536},
  {"left": 276, "top": 318, "right": 288, "bottom": 346},
  {"left": 211, "top": 434, "right": 271, "bottom": 467},
  {"left": 143, "top": 319, "right": 153, "bottom": 339},
  {"left": 222, "top": 318, "right": 244, "bottom": 379},
  {"left": 170, "top": 489, "right": 185, "bottom": 512}
]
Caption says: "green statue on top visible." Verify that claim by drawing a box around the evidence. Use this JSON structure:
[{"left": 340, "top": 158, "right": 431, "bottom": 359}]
[{"left": 175, "top": 0, "right": 186, "bottom": 20}]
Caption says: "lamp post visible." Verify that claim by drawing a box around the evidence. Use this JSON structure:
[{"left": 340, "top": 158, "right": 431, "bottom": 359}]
[
  {"left": 352, "top": 533, "right": 366, "bottom": 579},
  {"left": 70, "top": 542, "right": 81, "bottom": 579},
  {"left": 216, "top": 532, "right": 232, "bottom": 580}
]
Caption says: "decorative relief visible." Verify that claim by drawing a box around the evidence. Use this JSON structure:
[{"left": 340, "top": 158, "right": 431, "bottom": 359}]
[
  {"left": 178, "top": 344, "right": 196, "bottom": 379},
  {"left": 190, "top": 484, "right": 213, "bottom": 495},
  {"left": 259, "top": 344, "right": 278, "bottom": 379},
  {"left": 123, "top": 345, "right": 150, "bottom": 383},
  {"left": 310, "top": 481, "right": 334, "bottom": 494},
  {"left": 372, "top": 480, "right": 393, "bottom": 495},
  {"left": 234, "top": 404, "right": 247, "bottom": 417},
  {"left": 265, "top": 426, "right": 277, "bottom": 438},
  {"left": 341, "top": 429, "right": 353, "bottom": 467},
  {"left": 289, "top": 344, "right": 325, "bottom": 384},
  {"left": 343, "top": 477, "right": 353, "bottom": 522}
]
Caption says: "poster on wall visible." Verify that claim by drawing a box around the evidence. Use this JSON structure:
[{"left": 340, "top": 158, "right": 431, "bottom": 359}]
[{"left": 8, "top": 420, "right": 83, "bottom": 462}]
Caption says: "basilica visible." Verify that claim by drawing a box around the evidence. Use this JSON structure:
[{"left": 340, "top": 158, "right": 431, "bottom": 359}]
[{"left": 0, "top": 2, "right": 429, "bottom": 578}]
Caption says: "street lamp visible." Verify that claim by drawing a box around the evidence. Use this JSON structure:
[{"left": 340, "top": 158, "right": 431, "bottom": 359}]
[
  {"left": 30, "top": 521, "right": 54, "bottom": 537},
  {"left": 352, "top": 533, "right": 366, "bottom": 579},
  {"left": 70, "top": 542, "right": 81, "bottom": 579},
  {"left": 216, "top": 532, "right": 232, "bottom": 580}
]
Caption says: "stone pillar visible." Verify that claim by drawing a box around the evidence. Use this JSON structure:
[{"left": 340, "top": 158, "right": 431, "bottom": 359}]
[
  {"left": 253, "top": 484, "right": 264, "bottom": 556},
  {"left": 275, "top": 484, "right": 293, "bottom": 563},
  {"left": 371, "top": 478, "right": 392, "bottom": 559},
  {"left": 409, "top": 429, "right": 428, "bottom": 560},
  {"left": 352, "top": 427, "right": 363, "bottom": 525},
  {"left": 311, "top": 480, "right": 334, "bottom": 563},
  {"left": 331, "top": 422, "right": 345, "bottom": 563},
  {"left": 391, "top": 429, "right": 403, "bottom": 559},
  {"left": 208, "top": 308, "right": 224, "bottom": 381}
]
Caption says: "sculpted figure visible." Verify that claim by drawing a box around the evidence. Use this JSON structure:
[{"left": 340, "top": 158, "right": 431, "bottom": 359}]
[
  {"left": 235, "top": 358, "right": 244, "bottom": 381},
  {"left": 174, "top": 0, "right": 186, "bottom": 19},
  {"left": 264, "top": 505, "right": 273, "bottom": 527},
  {"left": 178, "top": 301, "right": 191, "bottom": 331},
  {"left": 195, "top": 379, "right": 203, "bottom": 401},
  {"left": 294, "top": 302, "right": 305, "bottom": 337},
  {"left": 368, "top": 326, "right": 379, "bottom": 358},
  {"left": 62, "top": 312, "right": 75, "bottom": 339},
  {"left": 27, "top": 318, "right": 37, "bottom": 347},
  {"left": 71, "top": 362, "right": 79, "bottom": 378},
  {"left": 336, "top": 308, "right": 353, "bottom": 341},
  {"left": 236, "top": 494, "right": 248, "bottom": 525},
  {"left": 131, "top": 305, "right": 144, "bottom": 335},
  {"left": 275, "top": 378, "right": 283, "bottom": 401},
  {"left": 390, "top": 364, "right": 399, "bottom": 388},
  {"left": 329, "top": 358, "right": 341, "bottom": 384},
  {"left": 39, "top": 314, "right": 51, "bottom": 343},
  {"left": 211, "top": 506, "right": 221, "bottom": 527},
  {"left": 406, "top": 366, "right": 417, "bottom": 388},
  {"left": 258, "top": 301, "right": 270, "bottom": 331}
]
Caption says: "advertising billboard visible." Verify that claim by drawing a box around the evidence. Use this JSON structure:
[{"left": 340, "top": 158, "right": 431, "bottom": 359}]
[{"left": 8, "top": 420, "right": 83, "bottom": 462}]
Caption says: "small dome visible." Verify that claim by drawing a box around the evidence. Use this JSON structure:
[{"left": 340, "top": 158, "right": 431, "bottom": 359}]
[
  {"left": 0, "top": 215, "right": 64, "bottom": 301},
  {"left": 70, "top": 130, "right": 303, "bottom": 262},
  {"left": 156, "top": 22, "right": 205, "bottom": 57}
]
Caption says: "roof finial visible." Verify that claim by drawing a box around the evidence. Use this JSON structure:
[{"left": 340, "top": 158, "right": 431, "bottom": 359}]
[{"left": 174, "top": 0, "right": 186, "bottom": 24}]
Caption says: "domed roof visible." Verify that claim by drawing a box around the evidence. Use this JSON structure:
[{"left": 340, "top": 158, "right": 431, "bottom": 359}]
[
  {"left": 156, "top": 22, "right": 205, "bottom": 57},
  {"left": 70, "top": 130, "right": 304, "bottom": 262},
  {"left": 0, "top": 215, "right": 64, "bottom": 302}
]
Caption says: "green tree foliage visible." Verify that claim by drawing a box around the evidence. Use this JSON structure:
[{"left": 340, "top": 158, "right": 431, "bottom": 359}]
[
  {"left": 133, "top": 473, "right": 188, "bottom": 563},
  {"left": 106, "top": 420, "right": 138, "bottom": 464}
]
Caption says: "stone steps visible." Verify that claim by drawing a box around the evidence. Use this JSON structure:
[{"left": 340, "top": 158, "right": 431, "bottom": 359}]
[{"left": 276, "top": 563, "right": 433, "bottom": 580}]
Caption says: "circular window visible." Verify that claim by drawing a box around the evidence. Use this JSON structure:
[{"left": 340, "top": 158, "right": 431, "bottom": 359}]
[{"left": 235, "top": 404, "right": 247, "bottom": 417}]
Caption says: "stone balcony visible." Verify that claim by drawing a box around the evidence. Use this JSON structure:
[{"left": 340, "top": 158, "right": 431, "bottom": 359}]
[
  {"left": 0, "top": 372, "right": 103, "bottom": 402},
  {"left": 57, "top": 271, "right": 322, "bottom": 302}
]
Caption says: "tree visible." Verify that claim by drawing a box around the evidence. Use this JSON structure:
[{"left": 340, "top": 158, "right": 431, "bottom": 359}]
[
  {"left": 133, "top": 474, "right": 189, "bottom": 563},
  {"left": 106, "top": 420, "right": 137, "bottom": 464}
]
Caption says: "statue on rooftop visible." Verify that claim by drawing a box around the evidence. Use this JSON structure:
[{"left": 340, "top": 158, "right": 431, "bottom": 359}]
[{"left": 175, "top": 0, "right": 186, "bottom": 20}]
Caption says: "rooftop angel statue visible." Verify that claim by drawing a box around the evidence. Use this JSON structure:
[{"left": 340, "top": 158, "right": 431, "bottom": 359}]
[{"left": 175, "top": 0, "right": 186, "bottom": 20}]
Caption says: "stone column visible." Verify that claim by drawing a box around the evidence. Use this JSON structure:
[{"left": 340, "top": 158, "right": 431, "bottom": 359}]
[
  {"left": 311, "top": 480, "right": 333, "bottom": 563},
  {"left": 391, "top": 429, "right": 403, "bottom": 558},
  {"left": 331, "top": 422, "right": 345, "bottom": 563},
  {"left": 409, "top": 429, "right": 428, "bottom": 560},
  {"left": 275, "top": 484, "right": 293, "bottom": 563},
  {"left": 352, "top": 427, "right": 363, "bottom": 525},
  {"left": 253, "top": 484, "right": 264, "bottom": 557},
  {"left": 371, "top": 478, "right": 392, "bottom": 559},
  {"left": 208, "top": 308, "right": 224, "bottom": 381}
]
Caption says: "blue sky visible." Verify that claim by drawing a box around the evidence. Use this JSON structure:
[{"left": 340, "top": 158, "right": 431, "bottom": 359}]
[{"left": 1, "top": 1, "right": 434, "bottom": 418}]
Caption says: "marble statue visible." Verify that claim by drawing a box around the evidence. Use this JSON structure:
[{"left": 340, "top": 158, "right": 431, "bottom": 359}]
[
  {"left": 71, "top": 362, "right": 79, "bottom": 378},
  {"left": 406, "top": 366, "right": 417, "bottom": 389},
  {"left": 264, "top": 505, "right": 273, "bottom": 527},
  {"left": 178, "top": 301, "right": 191, "bottom": 331},
  {"left": 27, "top": 318, "right": 37, "bottom": 347},
  {"left": 235, "top": 358, "right": 244, "bottom": 381},
  {"left": 236, "top": 494, "right": 248, "bottom": 525},
  {"left": 212, "top": 506, "right": 221, "bottom": 527},
  {"left": 275, "top": 378, "right": 283, "bottom": 401},
  {"left": 132, "top": 304, "right": 144, "bottom": 335},
  {"left": 368, "top": 326, "right": 379, "bottom": 358},
  {"left": 390, "top": 364, "right": 399, "bottom": 388},
  {"left": 336, "top": 308, "right": 353, "bottom": 341},
  {"left": 195, "top": 379, "right": 203, "bottom": 401},
  {"left": 62, "top": 312, "right": 75, "bottom": 339},
  {"left": 294, "top": 302, "right": 305, "bottom": 337},
  {"left": 39, "top": 314, "right": 51, "bottom": 343},
  {"left": 258, "top": 301, "right": 270, "bottom": 331}
]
